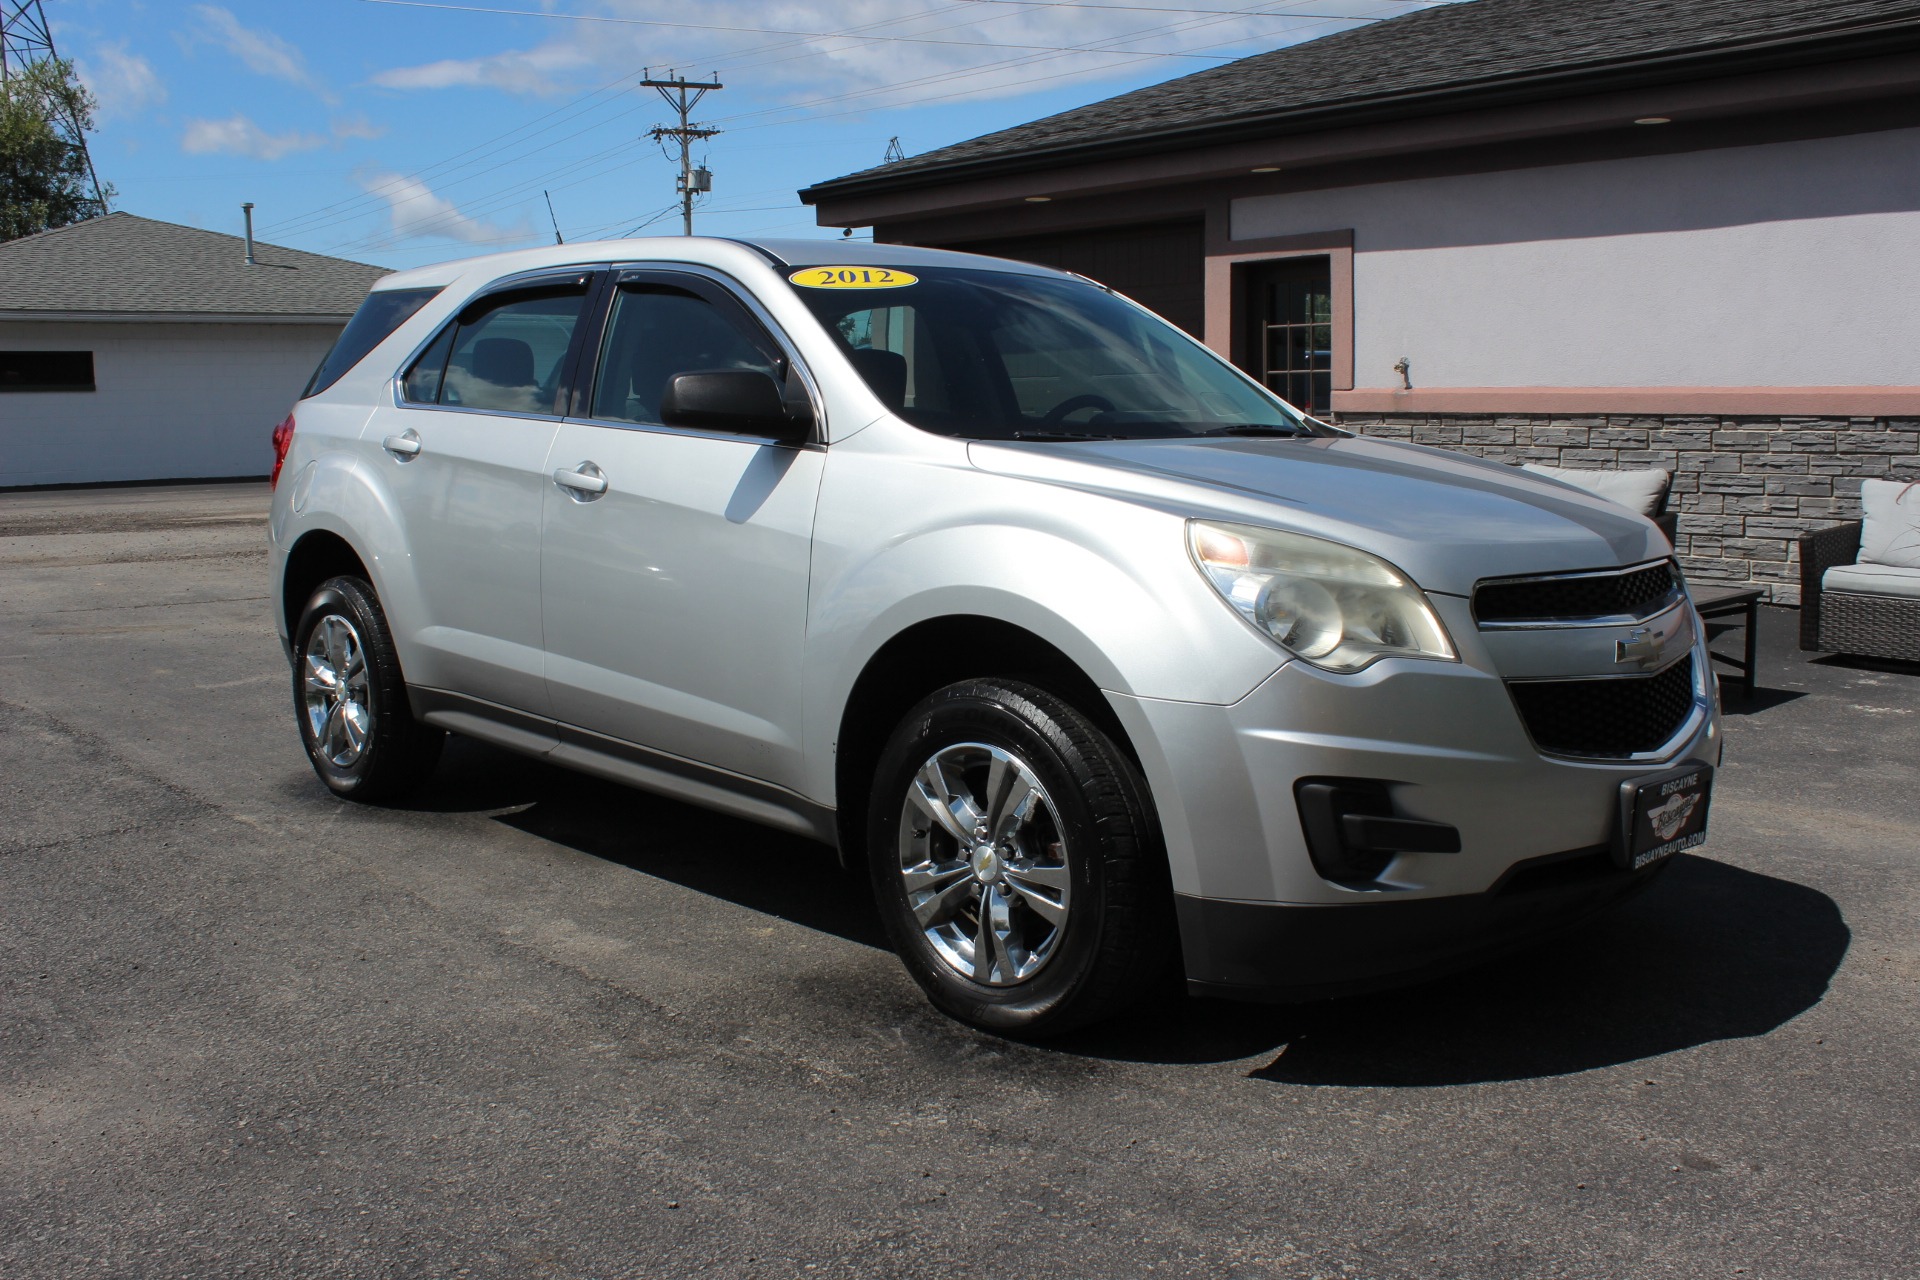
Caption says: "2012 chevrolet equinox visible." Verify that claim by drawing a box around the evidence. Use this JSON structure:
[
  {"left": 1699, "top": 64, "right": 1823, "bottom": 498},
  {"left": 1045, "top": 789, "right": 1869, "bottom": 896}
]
[{"left": 269, "top": 238, "right": 1719, "bottom": 1035}]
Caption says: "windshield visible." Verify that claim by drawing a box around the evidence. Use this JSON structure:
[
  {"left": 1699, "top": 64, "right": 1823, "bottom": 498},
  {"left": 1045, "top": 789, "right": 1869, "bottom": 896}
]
[{"left": 786, "top": 265, "right": 1316, "bottom": 440}]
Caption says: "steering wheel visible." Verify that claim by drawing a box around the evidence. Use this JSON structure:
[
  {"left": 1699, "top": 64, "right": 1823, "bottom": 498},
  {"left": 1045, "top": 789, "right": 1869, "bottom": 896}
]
[{"left": 1042, "top": 393, "right": 1117, "bottom": 425}]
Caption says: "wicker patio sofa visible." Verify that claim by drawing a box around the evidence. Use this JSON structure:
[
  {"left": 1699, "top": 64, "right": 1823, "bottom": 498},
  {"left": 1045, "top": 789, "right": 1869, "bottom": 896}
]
[
  {"left": 1518, "top": 463, "right": 1677, "bottom": 546},
  {"left": 1799, "top": 480, "right": 1920, "bottom": 664}
]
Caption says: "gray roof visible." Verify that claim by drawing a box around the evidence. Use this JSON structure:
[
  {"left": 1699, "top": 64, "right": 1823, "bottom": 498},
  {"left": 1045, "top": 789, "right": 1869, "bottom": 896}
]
[
  {"left": 804, "top": 0, "right": 1920, "bottom": 201},
  {"left": 0, "top": 213, "right": 387, "bottom": 319}
]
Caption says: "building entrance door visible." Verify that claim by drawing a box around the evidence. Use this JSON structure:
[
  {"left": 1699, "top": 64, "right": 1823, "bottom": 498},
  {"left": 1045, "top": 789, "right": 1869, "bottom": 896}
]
[{"left": 1244, "top": 257, "right": 1333, "bottom": 415}]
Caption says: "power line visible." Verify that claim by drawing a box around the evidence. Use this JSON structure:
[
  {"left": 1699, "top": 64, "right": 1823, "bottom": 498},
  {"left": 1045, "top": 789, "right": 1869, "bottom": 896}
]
[
  {"left": 353, "top": 0, "right": 1283, "bottom": 59},
  {"left": 641, "top": 72, "right": 722, "bottom": 236},
  {"left": 269, "top": 2, "right": 986, "bottom": 238},
  {"left": 306, "top": 0, "right": 1420, "bottom": 253}
]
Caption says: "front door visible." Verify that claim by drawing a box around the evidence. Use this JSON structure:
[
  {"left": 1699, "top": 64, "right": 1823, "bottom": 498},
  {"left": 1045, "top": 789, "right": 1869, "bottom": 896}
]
[
  {"left": 1243, "top": 256, "right": 1332, "bottom": 416},
  {"left": 365, "top": 274, "right": 594, "bottom": 715},
  {"left": 539, "top": 272, "right": 822, "bottom": 789}
]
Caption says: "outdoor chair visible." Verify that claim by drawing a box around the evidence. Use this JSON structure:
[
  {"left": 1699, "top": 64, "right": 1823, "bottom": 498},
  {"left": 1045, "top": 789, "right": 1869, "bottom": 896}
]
[
  {"left": 1519, "top": 463, "right": 1677, "bottom": 545},
  {"left": 1799, "top": 479, "right": 1920, "bottom": 663}
]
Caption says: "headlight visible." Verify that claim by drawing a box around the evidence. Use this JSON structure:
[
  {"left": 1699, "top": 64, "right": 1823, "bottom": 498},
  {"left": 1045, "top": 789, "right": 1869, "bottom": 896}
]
[{"left": 1189, "top": 520, "right": 1457, "bottom": 672}]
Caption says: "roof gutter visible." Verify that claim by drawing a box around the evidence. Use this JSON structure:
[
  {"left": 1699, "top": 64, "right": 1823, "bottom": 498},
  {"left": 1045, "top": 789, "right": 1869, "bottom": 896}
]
[{"left": 801, "top": 16, "right": 1920, "bottom": 206}]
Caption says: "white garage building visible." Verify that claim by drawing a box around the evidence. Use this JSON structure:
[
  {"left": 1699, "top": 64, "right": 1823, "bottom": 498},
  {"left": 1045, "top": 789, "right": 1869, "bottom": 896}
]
[{"left": 0, "top": 213, "right": 385, "bottom": 488}]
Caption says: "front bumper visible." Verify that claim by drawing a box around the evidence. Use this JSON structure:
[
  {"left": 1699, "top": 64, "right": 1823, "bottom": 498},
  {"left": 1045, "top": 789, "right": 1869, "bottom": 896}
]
[
  {"left": 1177, "top": 851, "right": 1670, "bottom": 1001},
  {"left": 1106, "top": 608, "right": 1720, "bottom": 999}
]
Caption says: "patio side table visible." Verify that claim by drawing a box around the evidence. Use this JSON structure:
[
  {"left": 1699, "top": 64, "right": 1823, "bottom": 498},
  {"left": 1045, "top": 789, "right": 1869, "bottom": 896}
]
[{"left": 1691, "top": 584, "right": 1764, "bottom": 702}]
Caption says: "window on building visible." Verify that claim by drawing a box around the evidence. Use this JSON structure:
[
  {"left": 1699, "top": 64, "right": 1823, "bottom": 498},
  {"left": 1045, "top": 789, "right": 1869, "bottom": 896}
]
[
  {"left": 0, "top": 351, "right": 95, "bottom": 392},
  {"left": 1245, "top": 258, "right": 1332, "bottom": 415}
]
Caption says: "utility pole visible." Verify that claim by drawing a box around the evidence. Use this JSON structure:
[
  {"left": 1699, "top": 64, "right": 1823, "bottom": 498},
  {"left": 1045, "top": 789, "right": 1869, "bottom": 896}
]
[
  {"left": 641, "top": 70, "right": 721, "bottom": 237},
  {"left": 2, "top": 0, "right": 108, "bottom": 213}
]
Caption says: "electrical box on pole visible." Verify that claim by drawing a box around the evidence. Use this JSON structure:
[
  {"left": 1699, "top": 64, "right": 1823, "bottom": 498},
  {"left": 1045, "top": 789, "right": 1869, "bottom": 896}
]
[{"left": 641, "top": 71, "right": 721, "bottom": 236}]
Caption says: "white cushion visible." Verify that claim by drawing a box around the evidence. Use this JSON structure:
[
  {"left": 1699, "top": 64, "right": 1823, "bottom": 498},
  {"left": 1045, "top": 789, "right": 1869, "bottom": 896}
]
[
  {"left": 1859, "top": 479, "right": 1920, "bottom": 570},
  {"left": 1521, "top": 464, "right": 1671, "bottom": 518},
  {"left": 1823, "top": 561, "right": 1920, "bottom": 600}
]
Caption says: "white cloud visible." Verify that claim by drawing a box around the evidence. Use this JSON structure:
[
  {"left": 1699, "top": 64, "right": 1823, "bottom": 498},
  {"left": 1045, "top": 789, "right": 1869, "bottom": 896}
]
[
  {"left": 190, "top": 4, "right": 333, "bottom": 100},
  {"left": 371, "top": 43, "right": 594, "bottom": 97},
  {"left": 77, "top": 44, "right": 167, "bottom": 123},
  {"left": 331, "top": 116, "right": 389, "bottom": 144},
  {"left": 182, "top": 115, "right": 329, "bottom": 161},
  {"left": 360, "top": 171, "right": 533, "bottom": 245},
  {"left": 180, "top": 114, "right": 386, "bottom": 161},
  {"left": 363, "top": 0, "right": 1432, "bottom": 105}
]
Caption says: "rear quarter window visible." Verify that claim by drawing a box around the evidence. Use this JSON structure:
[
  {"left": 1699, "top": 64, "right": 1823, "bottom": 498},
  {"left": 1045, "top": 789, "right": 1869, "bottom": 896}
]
[{"left": 304, "top": 287, "right": 443, "bottom": 398}]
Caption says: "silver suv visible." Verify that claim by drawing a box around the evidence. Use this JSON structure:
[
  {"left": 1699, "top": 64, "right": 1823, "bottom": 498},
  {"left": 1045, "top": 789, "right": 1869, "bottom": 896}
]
[{"left": 270, "top": 238, "right": 1719, "bottom": 1035}]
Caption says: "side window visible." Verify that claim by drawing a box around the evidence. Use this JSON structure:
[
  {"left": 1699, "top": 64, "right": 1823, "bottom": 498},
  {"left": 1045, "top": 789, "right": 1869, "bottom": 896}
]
[
  {"left": 402, "top": 285, "right": 588, "bottom": 415},
  {"left": 307, "top": 287, "right": 441, "bottom": 398},
  {"left": 591, "top": 285, "right": 780, "bottom": 427},
  {"left": 401, "top": 325, "right": 454, "bottom": 404}
]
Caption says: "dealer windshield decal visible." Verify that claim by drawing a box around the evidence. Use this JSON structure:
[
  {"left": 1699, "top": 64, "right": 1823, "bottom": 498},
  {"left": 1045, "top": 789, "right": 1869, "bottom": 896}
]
[{"left": 789, "top": 266, "right": 918, "bottom": 290}]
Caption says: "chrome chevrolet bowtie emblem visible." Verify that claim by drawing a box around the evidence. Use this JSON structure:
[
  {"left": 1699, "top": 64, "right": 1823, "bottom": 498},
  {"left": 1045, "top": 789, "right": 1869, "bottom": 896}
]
[{"left": 1616, "top": 626, "right": 1666, "bottom": 670}]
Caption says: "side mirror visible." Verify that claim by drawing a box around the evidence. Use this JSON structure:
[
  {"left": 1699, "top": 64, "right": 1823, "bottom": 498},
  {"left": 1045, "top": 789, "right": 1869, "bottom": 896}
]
[{"left": 659, "top": 370, "right": 810, "bottom": 445}]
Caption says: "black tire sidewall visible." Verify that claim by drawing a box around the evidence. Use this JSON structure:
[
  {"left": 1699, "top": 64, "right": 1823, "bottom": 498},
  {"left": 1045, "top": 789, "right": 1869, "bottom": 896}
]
[
  {"left": 867, "top": 682, "right": 1135, "bottom": 1035},
  {"left": 292, "top": 578, "right": 401, "bottom": 799}
]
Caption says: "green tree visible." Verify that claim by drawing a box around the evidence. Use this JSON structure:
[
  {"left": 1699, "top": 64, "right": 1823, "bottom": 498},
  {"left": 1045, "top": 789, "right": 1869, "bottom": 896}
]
[{"left": 1, "top": 57, "right": 111, "bottom": 242}]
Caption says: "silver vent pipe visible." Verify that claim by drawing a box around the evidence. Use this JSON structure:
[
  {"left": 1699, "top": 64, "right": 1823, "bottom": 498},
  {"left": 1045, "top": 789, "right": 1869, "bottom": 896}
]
[{"left": 242, "top": 203, "right": 258, "bottom": 266}]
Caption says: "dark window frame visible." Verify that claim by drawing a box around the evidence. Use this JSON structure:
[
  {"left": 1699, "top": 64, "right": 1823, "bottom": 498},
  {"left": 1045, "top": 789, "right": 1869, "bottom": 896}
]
[
  {"left": 573, "top": 268, "right": 802, "bottom": 440},
  {"left": 0, "top": 350, "right": 95, "bottom": 393}
]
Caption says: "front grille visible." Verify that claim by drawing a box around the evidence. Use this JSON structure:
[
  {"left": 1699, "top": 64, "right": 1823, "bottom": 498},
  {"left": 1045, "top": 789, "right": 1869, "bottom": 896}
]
[
  {"left": 1507, "top": 655, "right": 1698, "bottom": 758},
  {"left": 1475, "top": 561, "right": 1680, "bottom": 625}
]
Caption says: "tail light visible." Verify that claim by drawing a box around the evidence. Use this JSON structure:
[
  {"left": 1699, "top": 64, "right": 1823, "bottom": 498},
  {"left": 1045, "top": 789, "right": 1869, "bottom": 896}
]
[{"left": 270, "top": 413, "right": 296, "bottom": 488}]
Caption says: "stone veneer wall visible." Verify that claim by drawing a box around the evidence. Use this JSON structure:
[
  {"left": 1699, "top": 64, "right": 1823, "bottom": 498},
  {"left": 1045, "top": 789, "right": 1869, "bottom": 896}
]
[{"left": 1330, "top": 414, "right": 1920, "bottom": 605}]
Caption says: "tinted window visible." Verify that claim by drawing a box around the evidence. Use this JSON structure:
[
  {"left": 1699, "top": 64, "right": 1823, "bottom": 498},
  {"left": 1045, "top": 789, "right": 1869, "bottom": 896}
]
[
  {"left": 0, "top": 351, "right": 93, "bottom": 392},
  {"left": 591, "top": 285, "right": 780, "bottom": 426},
  {"left": 402, "top": 286, "right": 588, "bottom": 415},
  {"left": 789, "top": 266, "right": 1310, "bottom": 441},
  {"left": 305, "top": 288, "right": 440, "bottom": 397},
  {"left": 401, "top": 325, "right": 454, "bottom": 404}
]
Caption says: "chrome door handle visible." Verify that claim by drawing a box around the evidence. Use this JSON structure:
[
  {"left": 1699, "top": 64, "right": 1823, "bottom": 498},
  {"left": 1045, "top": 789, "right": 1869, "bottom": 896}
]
[
  {"left": 382, "top": 430, "right": 422, "bottom": 459},
  {"left": 553, "top": 463, "right": 607, "bottom": 498}
]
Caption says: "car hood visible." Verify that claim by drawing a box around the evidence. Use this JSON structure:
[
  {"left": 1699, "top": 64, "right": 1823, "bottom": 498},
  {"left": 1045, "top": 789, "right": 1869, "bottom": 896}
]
[{"left": 967, "top": 434, "right": 1669, "bottom": 598}]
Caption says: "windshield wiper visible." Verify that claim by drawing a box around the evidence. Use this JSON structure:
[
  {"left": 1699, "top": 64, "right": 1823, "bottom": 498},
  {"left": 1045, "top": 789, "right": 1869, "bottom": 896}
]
[
  {"left": 1006, "top": 431, "right": 1127, "bottom": 442},
  {"left": 1197, "top": 424, "right": 1307, "bottom": 438}
]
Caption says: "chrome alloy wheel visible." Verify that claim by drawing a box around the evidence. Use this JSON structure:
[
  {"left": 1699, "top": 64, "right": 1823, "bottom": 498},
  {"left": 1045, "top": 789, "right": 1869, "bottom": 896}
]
[
  {"left": 897, "top": 742, "right": 1071, "bottom": 986},
  {"left": 302, "top": 614, "right": 372, "bottom": 768}
]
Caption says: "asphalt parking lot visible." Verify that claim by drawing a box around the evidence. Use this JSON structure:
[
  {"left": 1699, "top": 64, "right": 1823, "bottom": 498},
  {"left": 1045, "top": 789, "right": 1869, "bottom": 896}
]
[{"left": 3, "top": 481, "right": 1917, "bottom": 1280}]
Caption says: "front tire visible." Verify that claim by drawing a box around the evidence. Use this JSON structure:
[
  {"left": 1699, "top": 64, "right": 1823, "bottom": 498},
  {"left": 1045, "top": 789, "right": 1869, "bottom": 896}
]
[
  {"left": 868, "top": 679, "right": 1175, "bottom": 1037},
  {"left": 292, "top": 576, "right": 443, "bottom": 802}
]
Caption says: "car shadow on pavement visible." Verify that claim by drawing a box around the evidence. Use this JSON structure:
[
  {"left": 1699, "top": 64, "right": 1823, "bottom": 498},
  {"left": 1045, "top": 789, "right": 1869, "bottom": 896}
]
[
  {"left": 1715, "top": 684, "right": 1805, "bottom": 715},
  {"left": 1058, "top": 856, "right": 1849, "bottom": 1086},
  {"left": 401, "top": 742, "right": 1847, "bottom": 1085},
  {"left": 407, "top": 738, "right": 893, "bottom": 950}
]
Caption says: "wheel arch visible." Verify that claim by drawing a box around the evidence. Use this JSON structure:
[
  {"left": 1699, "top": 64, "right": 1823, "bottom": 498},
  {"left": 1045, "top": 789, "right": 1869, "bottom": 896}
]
[
  {"left": 281, "top": 529, "right": 375, "bottom": 640},
  {"left": 831, "top": 614, "right": 1144, "bottom": 867}
]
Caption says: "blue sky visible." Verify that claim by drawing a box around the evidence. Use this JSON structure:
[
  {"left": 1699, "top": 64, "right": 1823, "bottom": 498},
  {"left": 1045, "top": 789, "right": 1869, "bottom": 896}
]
[{"left": 50, "top": 0, "right": 1446, "bottom": 271}]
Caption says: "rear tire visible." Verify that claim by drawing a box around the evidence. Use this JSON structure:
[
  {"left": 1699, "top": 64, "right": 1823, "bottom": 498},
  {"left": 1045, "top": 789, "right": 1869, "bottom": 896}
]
[
  {"left": 868, "top": 679, "right": 1175, "bottom": 1037},
  {"left": 292, "top": 576, "right": 443, "bottom": 802}
]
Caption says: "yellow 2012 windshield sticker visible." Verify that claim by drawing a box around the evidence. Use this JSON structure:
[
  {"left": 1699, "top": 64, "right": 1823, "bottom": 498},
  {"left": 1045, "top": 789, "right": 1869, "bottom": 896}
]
[{"left": 789, "top": 266, "right": 919, "bottom": 290}]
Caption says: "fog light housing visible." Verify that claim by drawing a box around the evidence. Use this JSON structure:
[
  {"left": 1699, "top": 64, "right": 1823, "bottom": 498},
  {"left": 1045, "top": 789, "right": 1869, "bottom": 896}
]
[{"left": 1295, "top": 778, "right": 1462, "bottom": 884}]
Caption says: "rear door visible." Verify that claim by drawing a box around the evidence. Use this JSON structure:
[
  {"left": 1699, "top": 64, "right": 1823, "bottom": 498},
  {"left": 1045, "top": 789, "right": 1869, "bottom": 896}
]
[
  {"left": 539, "top": 268, "right": 823, "bottom": 790},
  {"left": 363, "top": 270, "right": 597, "bottom": 716}
]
